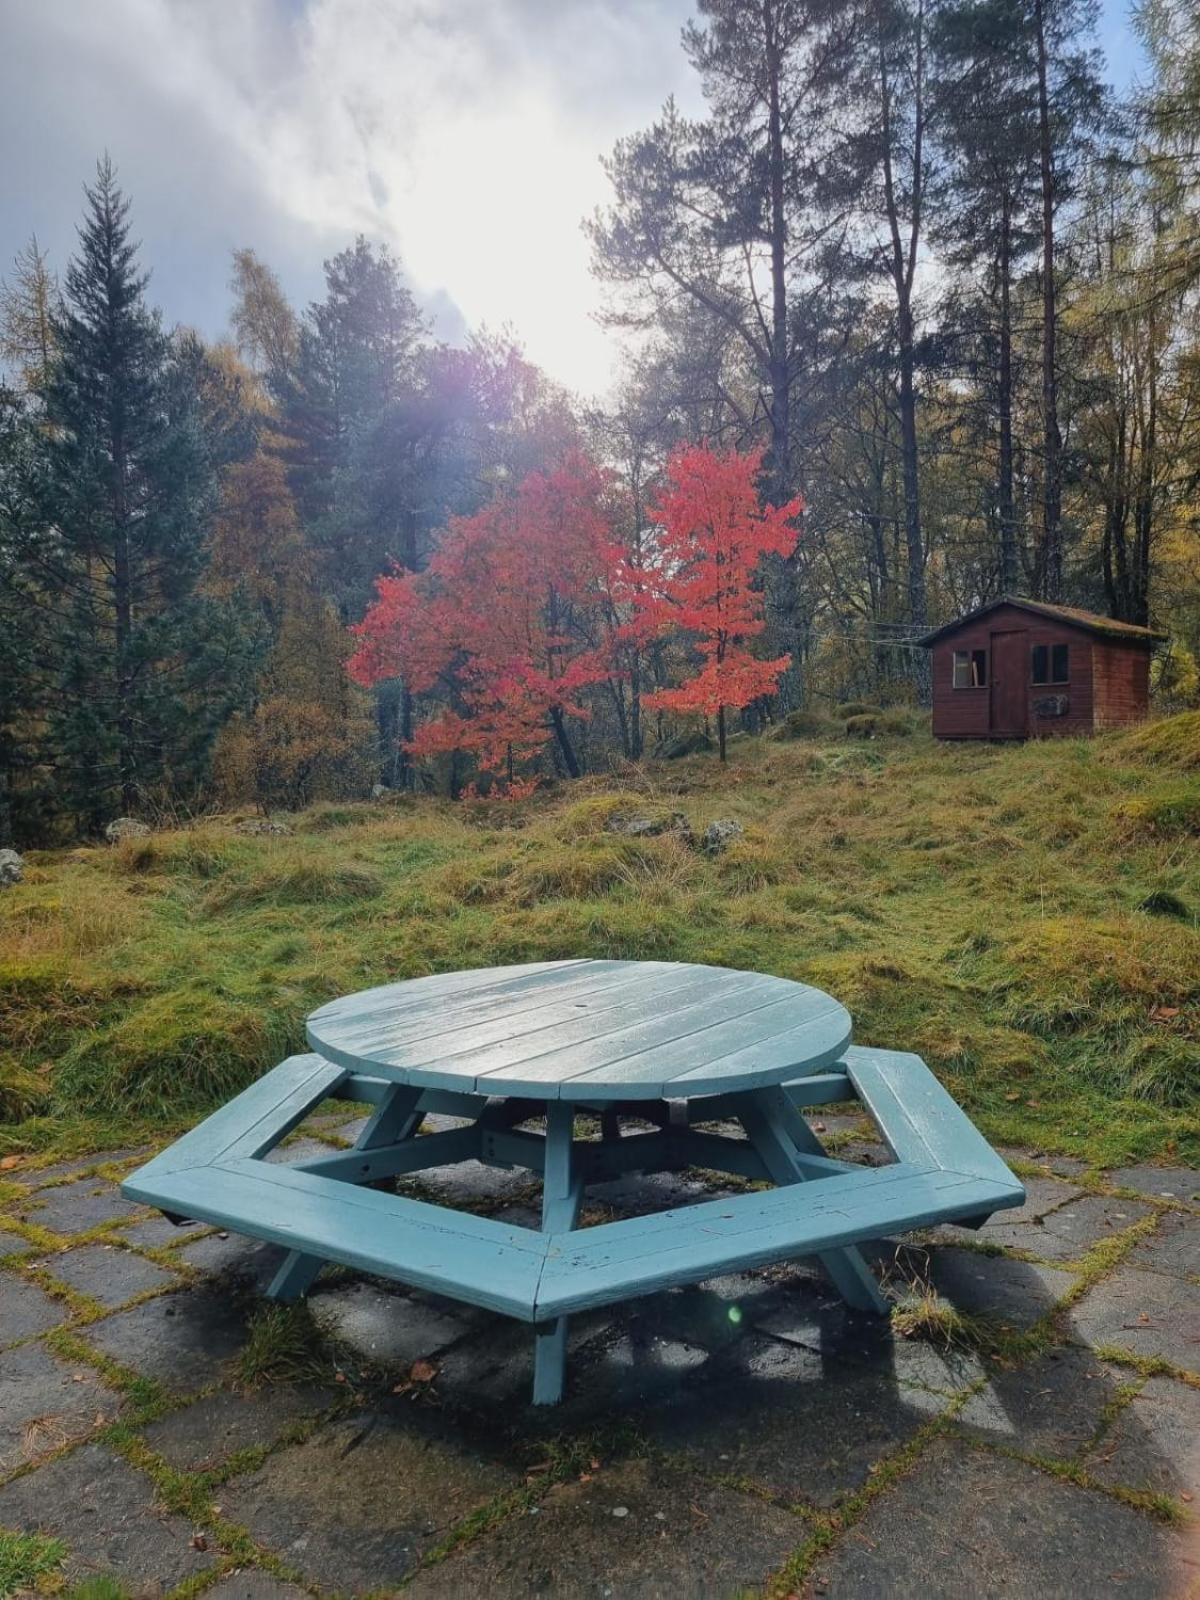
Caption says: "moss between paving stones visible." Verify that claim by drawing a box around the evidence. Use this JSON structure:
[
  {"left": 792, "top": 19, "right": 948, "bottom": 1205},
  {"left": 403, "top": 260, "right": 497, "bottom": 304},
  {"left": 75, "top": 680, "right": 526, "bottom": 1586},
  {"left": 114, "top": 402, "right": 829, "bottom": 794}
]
[{"left": 0, "top": 1122, "right": 1196, "bottom": 1594}]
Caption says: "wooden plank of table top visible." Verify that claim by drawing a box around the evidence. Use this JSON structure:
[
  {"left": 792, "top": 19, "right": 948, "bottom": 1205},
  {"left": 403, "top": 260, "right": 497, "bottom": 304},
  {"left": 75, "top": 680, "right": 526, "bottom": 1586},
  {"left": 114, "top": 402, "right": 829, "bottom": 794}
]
[
  {"left": 309, "top": 960, "right": 596, "bottom": 1030},
  {"left": 430, "top": 978, "right": 801, "bottom": 1096},
  {"left": 349, "top": 970, "right": 782, "bottom": 1091},
  {"left": 313, "top": 962, "right": 708, "bottom": 1063},
  {"left": 307, "top": 961, "right": 851, "bottom": 1101},
  {"left": 550, "top": 994, "right": 849, "bottom": 1100}
]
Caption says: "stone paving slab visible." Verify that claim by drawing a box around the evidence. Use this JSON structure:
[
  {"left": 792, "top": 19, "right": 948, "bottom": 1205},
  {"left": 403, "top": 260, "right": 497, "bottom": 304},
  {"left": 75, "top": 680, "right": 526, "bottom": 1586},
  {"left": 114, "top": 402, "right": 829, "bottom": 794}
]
[
  {"left": 84, "top": 1286, "right": 255, "bottom": 1394},
  {"left": 2, "top": 1146, "right": 1196, "bottom": 1599},
  {"left": 641, "top": 1333, "right": 948, "bottom": 1507},
  {"left": 264, "top": 1136, "right": 338, "bottom": 1165},
  {"left": 404, "top": 1453, "right": 806, "bottom": 1599},
  {"left": 968, "top": 1174, "right": 1084, "bottom": 1228},
  {"left": 215, "top": 1409, "right": 518, "bottom": 1591},
  {"left": 0, "top": 1341, "right": 118, "bottom": 1473},
  {"left": 0, "top": 1441, "right": 215, "bottom": 1595},
  {"left": 954, "top": 1347, "right": 1128, "bottom": 1457},
  {"left": 1069, "top": 1268, "right": 1200, "bottom": 1372},
  {"left": 1105, "top": 1166, "right": 1200, "bottom": 1204},
  {"left": 309, "top": 1279, "right": 472, "bottom": 1370},
  {"left": 0, "top": 1272, "right": 64, "bottom": 1346},
  {"left": 117, "top": 1213, "right": 205, "bottom": 1249},
  {"left": 430, "top": 1307, "right": 618, "bottom": 1412},
  {"left": 1010, "top": 1193, "right": 1157, "bottom": 1261},
  {"left": 204, "top": 1575, "right": 311, "bottom": 1600},
  {"left": 802, "top": 1438, "right": 1192, "bottom": 1600},
  {"left": 138, "top": 1383, "right": 336, "bottom": 1472},
  {"left": 1086, "top": 1376, "right": 1200, "bottom": 1501},
  {"left": 174, "top": 1230, "right": 288, "bottom": 1289},
  {"left": 925, "top": 1248, "right": 1075, "bottom": 1329},
  {"left": 18, "top": 1177, "right": 144, "bottom": 1234},
  {"left": 1125, "top": 1211, "right": 1200, "bottom": 1280},
  {"left": 38, "top": 1241, "right": 181, "bottom": 1307}
]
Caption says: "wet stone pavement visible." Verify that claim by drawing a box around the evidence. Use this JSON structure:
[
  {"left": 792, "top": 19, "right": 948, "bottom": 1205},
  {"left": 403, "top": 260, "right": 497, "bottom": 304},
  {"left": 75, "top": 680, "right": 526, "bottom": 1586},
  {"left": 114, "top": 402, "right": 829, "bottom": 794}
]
[{"left": 0, "top": 1113, "right": 1197, "bottom": 1600}]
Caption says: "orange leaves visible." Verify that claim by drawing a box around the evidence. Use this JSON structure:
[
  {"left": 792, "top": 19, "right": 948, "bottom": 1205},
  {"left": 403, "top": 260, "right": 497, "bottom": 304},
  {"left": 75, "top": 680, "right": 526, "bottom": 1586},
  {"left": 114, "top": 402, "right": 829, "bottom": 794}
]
[
  {"left": 349, "top": 450, "right": 621, "bottom": 774},
  {"left": 347, "top": 442, "right": 802, "bottom": 781},
  {"left": 636, "top": 444, "right": 803, "bottom": 723}
]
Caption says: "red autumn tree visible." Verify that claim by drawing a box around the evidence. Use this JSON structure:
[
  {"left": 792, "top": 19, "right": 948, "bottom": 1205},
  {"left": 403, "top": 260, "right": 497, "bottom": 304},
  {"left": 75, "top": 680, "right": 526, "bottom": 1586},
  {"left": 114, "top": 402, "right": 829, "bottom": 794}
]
[
  {"left": 637, "top": 445, "right": 802, "bottom": 761},
  {"left": 347, "top": 451, "right": 621, "bottom": 785}
]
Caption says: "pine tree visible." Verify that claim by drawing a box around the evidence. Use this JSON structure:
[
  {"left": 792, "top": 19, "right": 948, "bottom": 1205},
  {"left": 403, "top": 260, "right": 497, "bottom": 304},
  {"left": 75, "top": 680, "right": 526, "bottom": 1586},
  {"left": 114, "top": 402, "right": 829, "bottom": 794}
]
[
  {"left": 0, "top": 384, "right": 53, "bottom": 843},
  {"left": 34, "top": 158, "right": 256, "bottom": 829},
  {"left": 0, "top": 236, "right": 59, "bottom": 395}
]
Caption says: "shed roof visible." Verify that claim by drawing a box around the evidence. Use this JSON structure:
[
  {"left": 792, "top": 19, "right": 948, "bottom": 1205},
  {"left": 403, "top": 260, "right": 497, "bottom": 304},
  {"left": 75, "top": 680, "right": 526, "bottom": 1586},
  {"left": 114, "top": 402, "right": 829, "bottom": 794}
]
[{"left": 916, "top": 596, "right": 1168, "bottom": 648}]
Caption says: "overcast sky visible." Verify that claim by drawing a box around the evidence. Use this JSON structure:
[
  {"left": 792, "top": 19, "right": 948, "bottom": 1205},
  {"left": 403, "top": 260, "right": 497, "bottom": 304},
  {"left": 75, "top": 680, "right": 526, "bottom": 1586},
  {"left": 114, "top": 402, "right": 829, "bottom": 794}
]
[{"left": 1, "top": 0, "right": 1144, "bottom": 399}]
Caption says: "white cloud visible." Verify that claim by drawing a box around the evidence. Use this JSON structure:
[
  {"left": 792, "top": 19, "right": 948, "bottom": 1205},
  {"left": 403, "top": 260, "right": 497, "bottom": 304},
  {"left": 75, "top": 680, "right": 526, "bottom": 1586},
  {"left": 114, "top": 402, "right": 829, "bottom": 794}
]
[{"left": 2, "top": 0, "right": 701, "bottom": 396}]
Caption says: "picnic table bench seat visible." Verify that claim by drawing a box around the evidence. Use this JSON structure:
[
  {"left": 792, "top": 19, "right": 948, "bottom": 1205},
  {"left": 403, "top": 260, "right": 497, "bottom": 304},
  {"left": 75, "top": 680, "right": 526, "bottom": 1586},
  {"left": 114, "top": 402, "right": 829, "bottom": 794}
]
[{"left": 123, "top": 1043, "right": 1023, "bottom": 1333}]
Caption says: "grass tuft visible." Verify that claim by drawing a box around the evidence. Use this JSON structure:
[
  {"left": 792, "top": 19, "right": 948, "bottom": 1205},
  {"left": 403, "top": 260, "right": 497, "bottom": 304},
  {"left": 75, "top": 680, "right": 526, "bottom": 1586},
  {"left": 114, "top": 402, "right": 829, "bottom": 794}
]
[
  {"left": 0, "top": 1529, "right": 66, "bottom": 1597},
  {"left": 236, "top": 1301, "right": 345, "bottom": 1387}
]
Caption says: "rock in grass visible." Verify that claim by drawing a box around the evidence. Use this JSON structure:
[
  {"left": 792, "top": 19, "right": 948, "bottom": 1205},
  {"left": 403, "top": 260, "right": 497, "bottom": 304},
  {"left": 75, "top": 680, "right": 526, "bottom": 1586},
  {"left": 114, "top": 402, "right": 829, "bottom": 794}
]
[
  {"left": 700, "top": 818, "right": 744, "bottom": 854},
  {"left": 104, "top": 817, "right": 151, "bottom": 843},
  {"left": 0, "top": 848, "right": 24, "bottom": 887},
  {"left": 233, "top": 818, "right": 293, "bottom": 836},
  {"left": 606, "top": 810, "right": 694, "bottom": 844}
]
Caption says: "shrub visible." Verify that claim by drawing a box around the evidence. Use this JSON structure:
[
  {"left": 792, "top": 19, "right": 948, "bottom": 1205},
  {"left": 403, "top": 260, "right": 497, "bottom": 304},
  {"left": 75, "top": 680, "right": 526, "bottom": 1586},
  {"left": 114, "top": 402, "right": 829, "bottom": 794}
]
[
  {"left": 836, "top": 700, "right": 884, "bottom": 719},
  {"left": 767, "top": 709, "right": 836, "bottom": 741},
  {"left": 846, "top": 711, "right": 915, "bottom": 738}
]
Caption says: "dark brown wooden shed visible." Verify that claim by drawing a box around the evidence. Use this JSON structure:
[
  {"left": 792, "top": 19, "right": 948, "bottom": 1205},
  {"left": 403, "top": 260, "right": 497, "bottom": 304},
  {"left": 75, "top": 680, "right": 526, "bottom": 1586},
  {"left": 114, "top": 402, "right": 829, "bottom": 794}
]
[{"left": 918, "top": 597, "right": 1166, "bottom": 741}]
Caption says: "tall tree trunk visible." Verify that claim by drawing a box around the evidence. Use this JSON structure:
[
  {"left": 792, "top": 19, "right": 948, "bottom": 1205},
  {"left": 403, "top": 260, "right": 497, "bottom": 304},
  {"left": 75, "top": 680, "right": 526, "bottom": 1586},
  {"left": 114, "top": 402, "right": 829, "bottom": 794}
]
[
  {"left": 628, "top": 473, "right": 645, "bottom": 760},
  {"left": 112, "top": 437, "right": 137, "bottom": 815},
  {"left": 761, "top": 0, "right": 806, "bottom": 710},
  {"left": 548, "top": 706, "right": 581, "bottom": 779},
  {"left": 1035, "top": 0, "right": 1064, "bottom": 601},
  {"left": 896, "top": 308, "right": 926, "bottom": 635},
  {"left": 717, "top": 703, "right": 728, "bottom": 763},
  {"left": 877, "top": 0, "right": 929, "bottom": 692},
  {"left": 1132, "top": 332, "right": 1156, "bottom": 628},
  {"left": 764, "top": 0, "right": 790, "bottom": 502},
  {"left": 997, "top": 200, "right": 1019, "bottom": 593}
]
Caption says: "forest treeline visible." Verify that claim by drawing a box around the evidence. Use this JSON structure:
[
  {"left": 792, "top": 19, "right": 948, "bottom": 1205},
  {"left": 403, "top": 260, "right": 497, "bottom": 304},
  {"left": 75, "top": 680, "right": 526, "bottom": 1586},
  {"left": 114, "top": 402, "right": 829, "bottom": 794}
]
[{"left": 2, "top": 0, "right": 1199, "bottom": 842}]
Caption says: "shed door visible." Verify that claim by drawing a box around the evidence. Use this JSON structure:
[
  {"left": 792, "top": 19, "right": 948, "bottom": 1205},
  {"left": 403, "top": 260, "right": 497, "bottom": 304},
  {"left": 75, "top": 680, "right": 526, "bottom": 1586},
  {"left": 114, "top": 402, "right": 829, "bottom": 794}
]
[{"left": 989, "top": 630, "right": 1027, "bottom": 738}]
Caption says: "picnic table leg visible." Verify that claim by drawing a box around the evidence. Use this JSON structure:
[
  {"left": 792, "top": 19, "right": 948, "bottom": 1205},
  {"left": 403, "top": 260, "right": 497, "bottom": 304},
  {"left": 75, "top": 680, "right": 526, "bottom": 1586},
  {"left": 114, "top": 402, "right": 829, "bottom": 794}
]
[
  {"left": 267, "top": 1082, "right": 424, "bottom": 1303},
  {"left": 738, "top": 1085, "right": 890, "bottom": 1317},
  {"left": 533, "top": 1101, "right": 584, "bottom": 1404}
]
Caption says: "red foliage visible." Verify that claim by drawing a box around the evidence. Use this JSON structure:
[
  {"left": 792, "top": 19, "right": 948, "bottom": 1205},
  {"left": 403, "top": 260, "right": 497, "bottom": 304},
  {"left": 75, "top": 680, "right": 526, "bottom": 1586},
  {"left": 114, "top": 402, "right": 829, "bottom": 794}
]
[
  {"left": 637, "top": 445, "right": 802, "bottom": 755},
  {"left": 348, "top": 442, "right": 801, "bottom": 779},
  {"left": 348, "top": 451, "right": 621, "bottom": 774}
]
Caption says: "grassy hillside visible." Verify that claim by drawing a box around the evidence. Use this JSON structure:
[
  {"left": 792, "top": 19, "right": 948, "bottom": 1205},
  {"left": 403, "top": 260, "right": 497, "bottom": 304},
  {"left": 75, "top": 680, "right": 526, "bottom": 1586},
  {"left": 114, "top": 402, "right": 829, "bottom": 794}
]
[{"left": 2, "top": 714, "right": 1198, "bottom": 1169}]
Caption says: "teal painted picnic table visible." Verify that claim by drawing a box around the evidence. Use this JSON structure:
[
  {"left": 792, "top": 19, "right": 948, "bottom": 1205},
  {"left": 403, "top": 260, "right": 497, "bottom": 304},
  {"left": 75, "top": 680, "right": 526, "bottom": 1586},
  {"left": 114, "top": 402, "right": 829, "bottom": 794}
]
[{"left": 124, "top": 960, "right": 1024, "bottom": 1402}]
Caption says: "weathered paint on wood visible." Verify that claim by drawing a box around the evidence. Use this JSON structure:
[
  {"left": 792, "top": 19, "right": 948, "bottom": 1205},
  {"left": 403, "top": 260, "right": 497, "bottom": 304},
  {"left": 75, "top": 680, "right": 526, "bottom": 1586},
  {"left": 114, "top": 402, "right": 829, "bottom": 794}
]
[
  {"left": 306, "top": 960, "right": 851, "bottom": 1100},
  {"left": 124, "top": 966, "right": 1024, "bottom": 1405}
]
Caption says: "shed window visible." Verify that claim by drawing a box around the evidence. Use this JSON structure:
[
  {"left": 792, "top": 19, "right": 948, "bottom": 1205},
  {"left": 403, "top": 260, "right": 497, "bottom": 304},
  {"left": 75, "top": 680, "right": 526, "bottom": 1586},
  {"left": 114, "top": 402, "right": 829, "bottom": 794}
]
[
  {"left": 952, "top": 649, "right": 987, "bottom": 689},
  {"left": 1032, "top": 642, "right": 1069, "bottom": 684}
]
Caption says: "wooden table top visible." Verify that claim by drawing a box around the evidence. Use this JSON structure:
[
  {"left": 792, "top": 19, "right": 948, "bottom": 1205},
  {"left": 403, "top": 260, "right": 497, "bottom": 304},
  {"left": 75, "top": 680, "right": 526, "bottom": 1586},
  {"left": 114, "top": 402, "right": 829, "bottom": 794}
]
[{"left": 306, "top": 959, "right": 852, "bottom": 1102}]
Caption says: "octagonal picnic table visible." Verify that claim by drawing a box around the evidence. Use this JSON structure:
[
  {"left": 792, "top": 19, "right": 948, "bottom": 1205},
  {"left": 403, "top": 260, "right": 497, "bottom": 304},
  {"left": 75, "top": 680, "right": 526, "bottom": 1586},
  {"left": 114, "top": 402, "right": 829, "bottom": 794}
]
[{"left": 124, "top": 960, "right": 1025, "bottom": 1403}]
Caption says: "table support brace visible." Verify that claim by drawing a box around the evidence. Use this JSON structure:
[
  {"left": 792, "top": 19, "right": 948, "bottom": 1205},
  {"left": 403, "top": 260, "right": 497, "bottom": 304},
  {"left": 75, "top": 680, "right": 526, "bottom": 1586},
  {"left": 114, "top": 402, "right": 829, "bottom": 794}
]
[
  {"left": 533, "top": 1102, "right": 583, "bottom": 1403},
  {"left": 267, "top": 1083, "right": 423, "bottom": 1302},
  {"left": 738, "top": 1086, "right": 889, "bottom": 1316}
]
